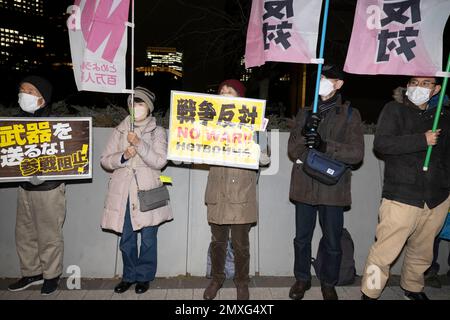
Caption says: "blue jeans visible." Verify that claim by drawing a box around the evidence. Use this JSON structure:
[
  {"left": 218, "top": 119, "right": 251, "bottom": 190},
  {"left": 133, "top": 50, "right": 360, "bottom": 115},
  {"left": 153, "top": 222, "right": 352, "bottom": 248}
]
[
  {"left": 120, "top": 198, "right": 158, "bottom": 283},
  {"left": 293, "top": 202, "right": 344, "bottom": 287}
]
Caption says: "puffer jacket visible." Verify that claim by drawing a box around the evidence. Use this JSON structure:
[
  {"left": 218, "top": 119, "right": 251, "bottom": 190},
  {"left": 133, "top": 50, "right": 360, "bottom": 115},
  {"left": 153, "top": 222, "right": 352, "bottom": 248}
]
[{"left": 100, "top": 116, "right": 172, "bottom": 233}]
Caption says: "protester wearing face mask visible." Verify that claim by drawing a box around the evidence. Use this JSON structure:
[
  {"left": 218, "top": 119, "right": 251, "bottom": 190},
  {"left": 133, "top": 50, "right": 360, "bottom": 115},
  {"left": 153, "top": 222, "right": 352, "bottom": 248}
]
[
  {"left": 100, "top": 86, "right": 173, "bottom": 294},
  {"left": 361, "top": 76, "right": 450, "bottom": 300},
  {"left": 288, "top": 65, "right": 364, "bottom": 300},
  {"left": 8, "top": 76, "right": 66, "bottom": 296}
]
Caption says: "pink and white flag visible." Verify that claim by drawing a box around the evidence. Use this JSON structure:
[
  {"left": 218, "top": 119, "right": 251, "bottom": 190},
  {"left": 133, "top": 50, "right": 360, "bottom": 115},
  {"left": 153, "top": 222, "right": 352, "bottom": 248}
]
[
  {"left": 245, "top": 0, "right": 323, "bottom": 69},
  {"left": 67, "top": 0, "right": 130, "bottom": 93},
  {"left": 344, "top": 0, "right": 450, "bottom": 76}
]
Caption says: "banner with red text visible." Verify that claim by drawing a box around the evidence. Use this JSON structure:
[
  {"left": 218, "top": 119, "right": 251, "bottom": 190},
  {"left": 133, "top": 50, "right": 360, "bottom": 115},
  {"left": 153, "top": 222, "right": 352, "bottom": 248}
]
[{"left": 168, "top": 91, "right": 266, "bottom": 169}]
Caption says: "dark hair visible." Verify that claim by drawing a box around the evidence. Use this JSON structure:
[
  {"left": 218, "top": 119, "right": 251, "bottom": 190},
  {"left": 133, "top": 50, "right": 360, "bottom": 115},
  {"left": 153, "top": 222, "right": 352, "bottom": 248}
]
[
  {"left": 134, "top": 97, "right": 145, "bottom": 103},
  {"left": 409, "top": 76, "right": 442, "bottom": 85},
  {"left": 321, "top": 64, "right": 345, "bottom": 81}
]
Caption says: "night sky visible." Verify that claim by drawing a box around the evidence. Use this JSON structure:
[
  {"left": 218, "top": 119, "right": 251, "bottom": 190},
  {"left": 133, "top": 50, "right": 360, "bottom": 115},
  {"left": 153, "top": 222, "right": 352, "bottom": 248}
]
[
  {"left": 133, "top": 0, "right": 246, "bottom": 90},
  {"left": 1, "top": 0, "right": 449, "bottom": 124},
  {"left": 128, "top": 0, "right": 450, "bottom": 122}
]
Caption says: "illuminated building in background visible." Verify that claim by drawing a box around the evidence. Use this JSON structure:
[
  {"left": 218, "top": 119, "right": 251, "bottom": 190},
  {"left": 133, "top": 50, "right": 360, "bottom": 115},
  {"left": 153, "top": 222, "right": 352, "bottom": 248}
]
[
  {"left": 0, "top": 0, "right": 71, "bottom": 72},
  {"left": 239, "top": 56, "right": 252, "bottom": 83},
  {"left": 0, "top": 28, "right": 44, "bottom": 70},
  {"left": 0, "top": 0, "right": 46, "bottom": 71},
  {"left": 136, "top": 47, "right": 183, "bottom": 79},
  {"left": 45, "top": 2, "right": 72, "bottom": 70},
  {"left": 0, "top": 0, "right": 44, "bottom": 16}
]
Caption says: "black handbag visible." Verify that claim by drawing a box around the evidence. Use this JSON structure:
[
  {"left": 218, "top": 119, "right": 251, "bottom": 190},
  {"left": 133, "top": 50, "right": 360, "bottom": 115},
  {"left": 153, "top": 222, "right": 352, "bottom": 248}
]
[
  {"left": 303, "top": 149, "right": 348, "bottom": 185},
  {"left": 134, "top": 170, "right": 170, "bottom": 211}
]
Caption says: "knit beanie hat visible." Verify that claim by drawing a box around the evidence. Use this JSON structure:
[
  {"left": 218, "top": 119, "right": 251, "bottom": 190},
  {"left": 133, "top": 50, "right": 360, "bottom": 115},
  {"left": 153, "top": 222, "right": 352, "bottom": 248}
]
[
  {"left": 218, "top": 79, "right": 246, "bottom": 97},
  {"left": 20, "top": 75, "right": 53, "bottom": 106},
  {"left": 127, "top": 86, "right": 156, "bottom": 113}
]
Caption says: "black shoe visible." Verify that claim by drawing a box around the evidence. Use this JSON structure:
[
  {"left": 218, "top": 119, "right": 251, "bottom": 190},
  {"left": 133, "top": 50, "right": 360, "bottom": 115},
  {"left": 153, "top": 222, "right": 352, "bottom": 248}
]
[
  {"left": 114, "top": 281, "right": 134, "bottom": 294},
  {"left": 321, "top": 285, "right": 338, "bottom": 300},
  {"left": 8, "top": 275, "right": 44, "bottom": 291},
  {"left": 289, "top": 280, "right": 311, "bottom": 300},
  {"left": 404, "top": 290, "right": 429, "bottom": 300},
  {"left": 447, "top": 270, "right": 450, "bottom": 278},
  {"left": 361, "top": 293, "right": 378, "bottom": 300},
  {"left": 41, "top": 277, "right": 59, "bottom": 296},
  {"left": 135, "top": 281, "right": 150, "bottom": 294}
]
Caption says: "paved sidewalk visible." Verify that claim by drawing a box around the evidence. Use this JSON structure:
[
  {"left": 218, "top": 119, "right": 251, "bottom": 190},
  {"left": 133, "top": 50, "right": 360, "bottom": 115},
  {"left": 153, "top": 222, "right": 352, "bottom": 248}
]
[{"left": 1, "top": 276, "right": 449, "bottom": 300}]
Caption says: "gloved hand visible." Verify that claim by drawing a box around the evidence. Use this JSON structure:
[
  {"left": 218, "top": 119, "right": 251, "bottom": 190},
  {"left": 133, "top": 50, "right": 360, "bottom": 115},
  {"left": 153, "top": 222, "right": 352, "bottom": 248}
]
[
  {"left": 29, "top": 175, "right": 45, "bottom": 186},
  {"left": 305, "top": 131, "right": 326, "bottom": 152},
  {"left": 302, "top": 113, "right": 320, "bottom": 136}
]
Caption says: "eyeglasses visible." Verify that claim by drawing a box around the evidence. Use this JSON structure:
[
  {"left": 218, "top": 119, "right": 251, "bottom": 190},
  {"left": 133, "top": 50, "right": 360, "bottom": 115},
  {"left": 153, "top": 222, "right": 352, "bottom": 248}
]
[{"left": 409, "top": 79, "right": 436, "bottom": 88}]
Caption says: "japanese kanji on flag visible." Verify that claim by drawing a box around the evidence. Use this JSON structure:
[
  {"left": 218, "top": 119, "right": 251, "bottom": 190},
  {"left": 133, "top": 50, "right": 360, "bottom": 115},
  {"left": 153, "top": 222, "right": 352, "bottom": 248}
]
[
  {"left": 344, "top": 0, "right": 450, "bottom": 76},
  {"left": 67, "top": 0, "right": 130, "bottom": 93},
  {"left": 245, "top": 0, "right": 323, "bottom": 69}
]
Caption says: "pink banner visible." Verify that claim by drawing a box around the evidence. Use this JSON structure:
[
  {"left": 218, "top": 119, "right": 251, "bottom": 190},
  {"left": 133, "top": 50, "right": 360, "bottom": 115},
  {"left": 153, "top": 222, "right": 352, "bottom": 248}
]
[
  {"left": 245, "top": 0, "right": 323, "bottom": 69},
  {"left": 67, "top": 0, "right": 130, "bottom": 93},
  {"left": 344, "top": 0, "right": 450, "bottom": 76}
]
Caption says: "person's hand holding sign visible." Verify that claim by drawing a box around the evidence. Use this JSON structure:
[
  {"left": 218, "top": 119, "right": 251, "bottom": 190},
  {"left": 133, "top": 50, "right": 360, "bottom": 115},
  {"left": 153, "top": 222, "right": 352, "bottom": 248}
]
[
  {"left": 123, "top": 146, "right": 137, "bottom": 160},
  {"left": 127, "top": 132, "right": 140, "bottom": 146}
]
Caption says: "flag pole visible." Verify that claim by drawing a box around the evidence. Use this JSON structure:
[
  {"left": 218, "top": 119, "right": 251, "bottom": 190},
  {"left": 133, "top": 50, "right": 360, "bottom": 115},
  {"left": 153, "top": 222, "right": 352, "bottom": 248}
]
[
  {"left": 423, "top": 53, "right": 450, "bottom": 171},
  {"left": 312, "top": 0, "right": 330, "bottom": 114},
  {"left": 130, "top": 0, "right": 135, "bottom": 132},
  {"left": 301, "top": 64, "right": 307, "bottom": 108}
]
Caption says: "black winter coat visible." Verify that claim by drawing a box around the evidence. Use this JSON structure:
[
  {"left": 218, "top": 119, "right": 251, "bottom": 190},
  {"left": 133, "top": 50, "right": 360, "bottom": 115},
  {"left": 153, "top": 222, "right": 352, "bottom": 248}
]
[{"left": 374, "top": 98, "right": 450, "bottom": 209}]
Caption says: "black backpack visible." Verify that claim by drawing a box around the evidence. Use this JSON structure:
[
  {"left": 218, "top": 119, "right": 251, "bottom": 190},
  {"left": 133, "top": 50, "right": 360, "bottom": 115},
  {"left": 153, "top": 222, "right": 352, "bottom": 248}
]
[{"left": 312, "top": 228, "right": 356, "bottom": 286}]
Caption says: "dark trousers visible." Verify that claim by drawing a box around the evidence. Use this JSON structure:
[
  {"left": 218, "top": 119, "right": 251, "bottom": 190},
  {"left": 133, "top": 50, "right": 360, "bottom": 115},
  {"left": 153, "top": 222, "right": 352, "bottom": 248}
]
[
  {"left": 426, "top": 237, "right": 450, "bottom": 274},
  {"left": 293, "top": 202, "right": 344, "bottom": 287},
  {"left": 120, "top": 198, "right": 158, "bottom": 283},
  {"left": 209, "top": 223, "right": 252, "bottom": 286}
]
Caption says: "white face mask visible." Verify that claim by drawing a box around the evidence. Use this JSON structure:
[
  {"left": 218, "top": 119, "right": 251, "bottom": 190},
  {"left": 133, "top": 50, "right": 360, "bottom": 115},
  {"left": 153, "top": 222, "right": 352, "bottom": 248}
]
[
  {"left": 406, "top": 86, "right": 431, "bottom": 106},
  {"left": 131, "top": 104, "right": 149, "bottom": 121},
  {"left": 18, "top": 93, "right": 42, "bottom": 114},
  {"left": 318, "top": 78, "right": 335, "bottom": 97}
]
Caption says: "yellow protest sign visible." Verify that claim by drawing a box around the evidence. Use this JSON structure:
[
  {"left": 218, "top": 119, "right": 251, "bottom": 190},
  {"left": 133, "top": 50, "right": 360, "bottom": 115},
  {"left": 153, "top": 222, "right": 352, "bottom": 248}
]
[
  {"left": 168, "top": 91, "right": 266, "bottom": 169},
  {"left": 160, "top": 175, "right": 173, "bottom": 184}
]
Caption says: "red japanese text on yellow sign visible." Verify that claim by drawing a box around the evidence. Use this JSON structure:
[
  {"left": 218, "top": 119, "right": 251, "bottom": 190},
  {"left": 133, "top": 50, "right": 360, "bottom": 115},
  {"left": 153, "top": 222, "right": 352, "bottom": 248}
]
[{"left": 168, "top": 91, "right": 266, "bottom": 169}]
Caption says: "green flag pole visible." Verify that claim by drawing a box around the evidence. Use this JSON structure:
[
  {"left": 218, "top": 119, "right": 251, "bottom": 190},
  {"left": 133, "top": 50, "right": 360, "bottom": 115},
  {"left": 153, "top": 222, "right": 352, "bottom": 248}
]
[{"left": 423, "top": 54, "right": 450, "bottom": 171}]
